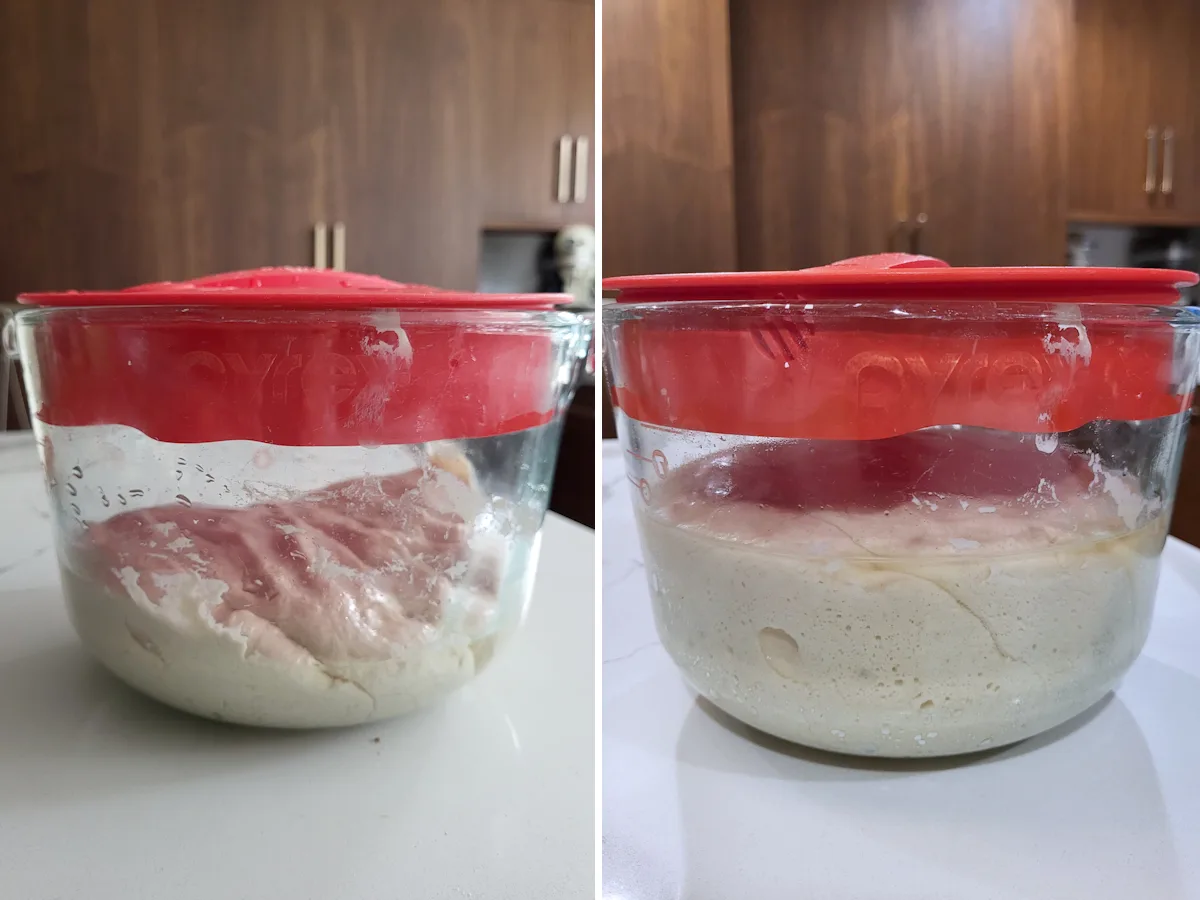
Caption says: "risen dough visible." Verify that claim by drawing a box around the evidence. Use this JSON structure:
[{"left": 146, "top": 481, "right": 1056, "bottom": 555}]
[{"left": 638, "top": 434, "right": 1165, "bottom": 757}]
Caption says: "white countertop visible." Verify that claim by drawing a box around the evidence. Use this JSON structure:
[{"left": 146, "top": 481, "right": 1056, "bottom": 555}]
[
  {"left": 0, "top": 433, "right": 595, "bottom": 900},
  {"left": 602, "top": 440, "right": 1200, "bottom": 900}
]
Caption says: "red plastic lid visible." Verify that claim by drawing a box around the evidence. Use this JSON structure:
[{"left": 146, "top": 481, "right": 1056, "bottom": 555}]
[
  {"left": 605, "top": 254, "right": 1199, "bottom": 441},
  {"left": 20, "top": 266, "right": 562, "bottom": 309},
  {"left": 19, "top": 268, "right": 576, "bottom": 446},
  {"left": 605, "top": 252, "right": 1198, "bottom": 302}
]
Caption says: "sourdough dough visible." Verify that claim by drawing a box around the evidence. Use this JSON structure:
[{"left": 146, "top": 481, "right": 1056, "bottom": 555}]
[
  {"left": 59, "top": 453, "right": 505, "bottom": 727},
  {"left": 637, "top": 433, "right": 1165, "bottom": 756}
]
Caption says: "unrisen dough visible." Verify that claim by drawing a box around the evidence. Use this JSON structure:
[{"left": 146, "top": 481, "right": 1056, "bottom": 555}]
[
  {"left": 638, "top": 436, "right": 1166, "bottom": 757},
  {"left": 59, "top": 454, "right": 506, "bottom": 728}
]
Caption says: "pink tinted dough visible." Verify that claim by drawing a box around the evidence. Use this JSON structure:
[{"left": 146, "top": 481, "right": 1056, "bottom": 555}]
[{"left": 73, "top": 466, "right": 499, "bottom": 663}]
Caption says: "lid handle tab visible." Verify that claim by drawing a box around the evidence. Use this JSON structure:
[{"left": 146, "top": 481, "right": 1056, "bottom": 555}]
[{"left": 814, "top": 253, "right": 950, "bottom": 273}]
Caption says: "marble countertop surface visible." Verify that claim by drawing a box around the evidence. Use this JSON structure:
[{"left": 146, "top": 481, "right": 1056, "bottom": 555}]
[{"left": 602, "top": 439, "right": 1200, "bottom": 900}]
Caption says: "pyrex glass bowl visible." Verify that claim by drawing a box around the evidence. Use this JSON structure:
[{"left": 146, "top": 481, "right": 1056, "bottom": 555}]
[
  {"left": 6, "top": 287, "right": 591, "bottom": 728},
  {"left": 605, "top": 269, "right": 1200, "bottom": 758}
]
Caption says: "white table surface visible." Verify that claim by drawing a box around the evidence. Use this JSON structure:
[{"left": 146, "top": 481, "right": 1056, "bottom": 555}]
[
  {"left": 602, "top": 439, "right": 1200, "bottom": 900},
  {"left": 0, "top": 433, "right": 596, "bottom": 900}
]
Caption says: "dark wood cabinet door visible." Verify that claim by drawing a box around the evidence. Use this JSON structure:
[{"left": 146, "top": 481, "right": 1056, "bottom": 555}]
[
  {"left": 323, "top": 0, "right": 480, "bottom": 289},
  {"left": 730, "top": 0, "right": 913, "bottom": 270},
  {"left": 140, "top": 0, "right": 334, "bottom": 278},
  {"left": 0, "top": 0, "right": 140, "bottom": 300},
  {"left": 1170, "top": 415, "right": 1200, "bottom": 546},
  {"left": 909, "top": 0, "right": 1070, "bottom": 265},
  {"left": 548, "top": 385, "right": 595, "bottom": 527},
  {"left": 0, "top": 0, "right": 330, "bottom": 302},
  {"left": 476, "top": 0, "right": 576, "bottom": 231},
  {"left": 1069, "top": 0, "right": 1163, "bottom": 221},
  {"left": 1150, "top": 0, "right": 1200, "bottom": 219},
  {"left": 604, "top": 0, "right": 736, "bottom": 276},
  {"left": 564, "top": 0, "right": 595, "bottom": 226}
]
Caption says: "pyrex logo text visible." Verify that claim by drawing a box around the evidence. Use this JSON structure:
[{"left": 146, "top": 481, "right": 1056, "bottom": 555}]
[
  {"left": 844, "top": 350, "right": 1092, "bottom": 410},
  {"left": 178, "top": 351, "right": 407, "bottom": 406}
]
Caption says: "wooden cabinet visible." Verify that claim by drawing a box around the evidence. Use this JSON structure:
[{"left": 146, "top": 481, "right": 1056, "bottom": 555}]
[
  {"left": 477, "top": 0, "right": 594, "bottom": 231},
  {"left": 602, "top": 0, "right": 736, "bottom": 276},
  {"left": 0, "top": 0, "right": 331, "bottom": 302},
  {"left": 565, "top": 0, "right": 596, "bottom": 226},
  {"left": 1153, "top": 0, "right": 1200, "bottom": 219},
  {"left": 730, "top": 0, "right": 913, "bottom": 270},
  {"left": 549, "top": 385, "right": 595, "bottom": 527},
  {"left": 1068, "top": 0, "right": 1200, "bottom": 223},
  {"left": 324, "top": 0, "right": 481, "bottom": 289},
  {"left": 908, "top": 0, "right": 1070, "bottom": 266},
  {"left": 731, "top": 0, "right": 1069, "bottom": 270},
  {"left": 1171, "top": 415, "right": 1200, "bottom": 545},
  {"left": 0, "top": 0, "right": 594, "bottom": 301}
]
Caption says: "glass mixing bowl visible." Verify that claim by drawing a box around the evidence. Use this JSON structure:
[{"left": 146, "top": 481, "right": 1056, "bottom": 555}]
[
  {"left": 604, "top": 253, "right": 1200, "bottom": 758},
  {"left": 6, "top": 268, "right": 591, "bottom": 728}
]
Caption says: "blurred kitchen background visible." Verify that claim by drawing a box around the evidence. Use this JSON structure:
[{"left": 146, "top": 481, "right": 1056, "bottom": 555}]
[
  {"left": 601, "top": 0, "right": 1200, "bottom": 541},
  {"left": 603, "top": 0, "right": 1200, "bottom": 279},
  {"left": 0, "top": 0, "right": 595, "bottom": 527}
]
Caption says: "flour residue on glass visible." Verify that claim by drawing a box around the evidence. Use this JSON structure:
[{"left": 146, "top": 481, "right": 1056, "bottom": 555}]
[
  {"left": 363, "top": 311, "right": 414, "bottom": 361},
  {"left": 1042, "top": 309, "right": 1093, "bottom": 367}
]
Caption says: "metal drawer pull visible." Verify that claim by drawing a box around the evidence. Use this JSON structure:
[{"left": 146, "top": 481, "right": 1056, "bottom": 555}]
[
  {"left": 313, "top": 222, "right": 328, "bottom": 269},
  {"left": 332, "top": 222, "right": 346, "bottom": 272},
  {"left": 557, "top": 135, "right": 573, "bottom": 203},
  {"left": 1162, "top": 127, "right": 1175, "bottom": 195},
  {"left": 573, "top": 136, "right": 589, "bottom": 203},
  {"left": 1146, "top": 127, "right": 1159, "bottom": 194},
  {"left": 910, "top": 213, "right": 928, "bottom": 254}
]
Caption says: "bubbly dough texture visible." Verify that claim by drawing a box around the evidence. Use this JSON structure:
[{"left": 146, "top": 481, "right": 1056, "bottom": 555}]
[
  {"left": 60, "top": 453, "right": 506, "bottom": 727},
  {"left": 639, "top": 436, "right": 1166, "bottom": 757}
]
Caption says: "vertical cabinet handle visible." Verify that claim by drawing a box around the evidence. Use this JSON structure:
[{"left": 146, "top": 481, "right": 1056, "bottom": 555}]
[
  {"left": 557, "top": 136, "right": 573, "bottom": 203},
  {"left": 910, "top": 213, "right": 928, "bottom": 254},
  {"left": 313, "top": 222, "right": 328, "bottom": 269},
  {"left": 572, "top": 136, "right": 589, "bottom": 203},
  {"left": 332, "top": 222, "right": 346, "bottom": 272},
  {"left": 1146, "top": 127, "right": 1159, "bottom": 194},
  {"left": 1162, "top": 127, "right": 1175, "bottom": 195}
]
